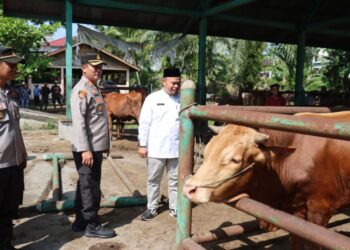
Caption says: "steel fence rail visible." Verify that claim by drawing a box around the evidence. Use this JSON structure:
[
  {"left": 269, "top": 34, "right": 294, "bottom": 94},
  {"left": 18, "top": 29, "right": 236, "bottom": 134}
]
[
  {"left": 234, "top": 198, "right": 350, "bottom": 250},
  {"left": 188, "top": 105, "right": 350, "bottom": 141},
  {"left": 207, "top": 105, "right": 349, "bottom": 114}
]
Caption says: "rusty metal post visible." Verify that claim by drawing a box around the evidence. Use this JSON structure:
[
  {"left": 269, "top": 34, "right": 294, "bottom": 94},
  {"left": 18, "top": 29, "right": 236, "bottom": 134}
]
[
  {"left": 176, "top": 80, "right": 196, "bottom": 249},
  {"left": 189, "top": 105, "right": 350, "bottom": 141},
  {"left": 215, "top": 105, "right": 349, "bottom": 114},
  {"left": 234, "top": 198, "right": 350, "bottom": 250},
  {"left": 192, "top": 220, "right": 259, "bottom": 244}
]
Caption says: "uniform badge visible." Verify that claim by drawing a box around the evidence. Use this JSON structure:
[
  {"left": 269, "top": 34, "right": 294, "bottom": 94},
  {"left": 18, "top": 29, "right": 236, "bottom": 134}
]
[
  {"left": 78, "top": 90, "right": 87, "bottom": 99},
  {"left": 95, "top": 97, "right": 104, "bottom": 104},
  {"left": 96, "top": 103, "right": 103, "bottom": 113}
]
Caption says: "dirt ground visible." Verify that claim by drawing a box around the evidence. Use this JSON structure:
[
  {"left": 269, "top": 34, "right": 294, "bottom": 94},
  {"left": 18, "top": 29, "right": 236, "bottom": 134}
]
[{"left": 12, "top": 126, "right": 350, "bottom": 250}]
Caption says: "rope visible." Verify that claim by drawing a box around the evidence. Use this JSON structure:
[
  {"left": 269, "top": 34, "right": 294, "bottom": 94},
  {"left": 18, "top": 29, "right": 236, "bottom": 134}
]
[
  {"left": 196, "top": 162, "right": 255, "bottom": 189},
  {"left": 179, "top": 102, "right": 197, "bottom": 115}
]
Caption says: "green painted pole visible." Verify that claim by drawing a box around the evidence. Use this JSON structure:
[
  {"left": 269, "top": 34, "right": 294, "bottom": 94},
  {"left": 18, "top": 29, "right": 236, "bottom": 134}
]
[
  {"left": 198, "top": 17, "right": 207, "bottom": 105},
  {"left": 65, "top": 0, "right": 73, "bottom": 120},
  {"left": 51, "top": 155, "right": 62, "bottom": 201},
  {"left": 295, "top": 30, "right": 306, "bottom": 106},
  {"left": 36, "top": 196, "right": 147, "bottom": 212},
  {"left": 176, "top": 80, "right": 196, "bottom": 249}
]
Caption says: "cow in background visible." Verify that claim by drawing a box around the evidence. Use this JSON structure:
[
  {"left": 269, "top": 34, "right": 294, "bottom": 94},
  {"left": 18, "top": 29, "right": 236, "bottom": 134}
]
[
  {"left": 104, "top": 89, "right": 147, "bottom": 138},
  {"left": 184, "top": 112, "right": 350, "bottom": 249}
]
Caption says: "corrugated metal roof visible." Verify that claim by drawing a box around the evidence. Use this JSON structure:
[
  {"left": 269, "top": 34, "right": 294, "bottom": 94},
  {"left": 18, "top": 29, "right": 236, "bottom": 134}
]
[{"left": 4, "top": 0, "right": 350, "bottom": 50}]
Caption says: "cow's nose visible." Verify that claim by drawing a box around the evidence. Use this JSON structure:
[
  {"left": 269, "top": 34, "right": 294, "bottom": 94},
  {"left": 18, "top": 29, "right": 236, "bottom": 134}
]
[{"left": 183, "top": 182, "right": 197, "bottom": 199}]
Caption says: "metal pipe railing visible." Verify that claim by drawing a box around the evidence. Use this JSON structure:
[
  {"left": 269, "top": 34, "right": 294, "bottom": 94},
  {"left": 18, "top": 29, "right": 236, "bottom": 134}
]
[
  {"left": 205, "top": 105, "right": 349, "bottom": 114},
  {"left": 176, "top": 80, "right": 196, "bottom": 248},
  {"left": 36, "top": 196, "right": 147, "bottom": 212},
  {"left": 189, "top": 105, "right": 350, "bottom": 141},
  {"left": 191, "top": 220, "right": 259, "bottom": 244},
  {"left": 234, "top": 198, "right": 350, "bottom": 250}
]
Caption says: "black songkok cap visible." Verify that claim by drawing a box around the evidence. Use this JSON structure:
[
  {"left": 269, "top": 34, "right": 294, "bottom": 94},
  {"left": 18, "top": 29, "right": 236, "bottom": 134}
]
[{"left": 163, "top": 68, "right": 181, "bottom": 78}]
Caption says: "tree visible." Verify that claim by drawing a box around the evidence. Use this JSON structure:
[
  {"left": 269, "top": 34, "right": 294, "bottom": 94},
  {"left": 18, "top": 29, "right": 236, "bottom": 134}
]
[
  {"left": 268, "top": 44, "right": 318, "bottom": 90},
  {"left": 322, "top": 49, "right": 350, "bottom": 91},
  {"left": 0, "top": 7, "right": 60, "bottom": 82},
  {"left": 232, "top": 40, "right": 266, "bottom": 90}
]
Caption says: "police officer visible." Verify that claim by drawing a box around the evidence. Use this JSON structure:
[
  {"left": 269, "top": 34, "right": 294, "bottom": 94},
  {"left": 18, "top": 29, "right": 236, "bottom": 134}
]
[
  {"left": 70, "top": 53, "right": 116, "bottom": 238},
  {"left": 0, "top": 47, "right": 26, "bottom": 250}
]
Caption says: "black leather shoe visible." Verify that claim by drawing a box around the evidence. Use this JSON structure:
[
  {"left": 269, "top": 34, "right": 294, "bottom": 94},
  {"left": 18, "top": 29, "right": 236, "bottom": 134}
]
[
  {"left": 84, "top": 224, "right": 116, "bottom": 238},
  {"left": 71, "top": 220, "right": 87, "bottom": 232}
]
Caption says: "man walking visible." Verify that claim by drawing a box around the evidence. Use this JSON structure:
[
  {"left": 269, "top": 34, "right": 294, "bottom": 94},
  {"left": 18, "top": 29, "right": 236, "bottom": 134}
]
[
  {"left": 70, "top": 53, "right": 115, "bottom": 238},
  {"left": 138, "top": 68, "right": 181, "bottom": 220},
  {"left": 0, "top": 47, "right": 27, "bottom": 250}
]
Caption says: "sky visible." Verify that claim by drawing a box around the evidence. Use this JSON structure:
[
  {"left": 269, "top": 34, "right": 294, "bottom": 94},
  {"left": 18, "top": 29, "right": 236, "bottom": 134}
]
[{"left": 52, "top": 23, "right": 96, "bottom": 40}]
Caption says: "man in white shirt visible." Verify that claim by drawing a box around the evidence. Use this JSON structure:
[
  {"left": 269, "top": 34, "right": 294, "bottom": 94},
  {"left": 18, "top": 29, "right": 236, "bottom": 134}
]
[{"left": 138, "top": 68, "right": 181, "bottom": 221}]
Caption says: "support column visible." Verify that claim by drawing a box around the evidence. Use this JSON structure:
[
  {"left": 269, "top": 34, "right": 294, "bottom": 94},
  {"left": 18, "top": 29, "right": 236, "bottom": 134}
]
[
  {"left": 295, "top": 30, "right": 306, "bottom": 106},
  {"left": 126, "top": 70, "right": 130, "bottom": 88},
  {"left": 198, "top": 17, "right": 207, "bottom": 105},
  {"left": 65, "top": 0, "right": 73, "bottom": 120},
  {"left": 176, "top": 80, "right": 196, "bottom": 249}
]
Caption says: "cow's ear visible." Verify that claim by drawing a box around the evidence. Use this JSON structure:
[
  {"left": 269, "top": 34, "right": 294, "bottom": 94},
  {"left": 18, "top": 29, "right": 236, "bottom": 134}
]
[{"left": 209, "top": 125, "right": 224, "bottom": 134}]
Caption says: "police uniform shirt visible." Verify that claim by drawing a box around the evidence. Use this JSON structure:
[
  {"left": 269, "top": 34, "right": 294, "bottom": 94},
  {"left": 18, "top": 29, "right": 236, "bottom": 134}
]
[
  {"left": 71, "top": 76, "right": 110, "bottom": 152},
  {"left": 138, "top": 89, "right": 180, "bottom": 158},
  {"left": 0, "top": 86, "right": 27, "bottom": 168}
]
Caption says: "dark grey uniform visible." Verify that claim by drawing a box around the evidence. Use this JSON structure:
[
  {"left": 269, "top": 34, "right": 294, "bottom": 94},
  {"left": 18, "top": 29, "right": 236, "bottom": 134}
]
[
  {"left": 0, "top": 86, "right": 26, "bottom": 245},
  {"left": 71, "top": 76, "right": 110, "bottom": 225}
]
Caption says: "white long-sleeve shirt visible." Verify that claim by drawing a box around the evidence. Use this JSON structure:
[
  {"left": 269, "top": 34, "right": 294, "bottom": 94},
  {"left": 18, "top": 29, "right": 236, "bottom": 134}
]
[{"left": 138, "top": 89, "right": 180, "bottom": 158}]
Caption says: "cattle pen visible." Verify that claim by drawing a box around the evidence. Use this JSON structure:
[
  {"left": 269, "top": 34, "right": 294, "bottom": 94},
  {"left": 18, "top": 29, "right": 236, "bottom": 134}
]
[{"left": 176, "top": 80, "right": 350, "bottom": 250}]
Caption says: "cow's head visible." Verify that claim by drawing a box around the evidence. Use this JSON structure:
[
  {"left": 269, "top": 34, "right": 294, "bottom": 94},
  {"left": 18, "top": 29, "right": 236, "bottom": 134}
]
[{"left": 183, "top": 124, "right": 269, "bottom": 204}]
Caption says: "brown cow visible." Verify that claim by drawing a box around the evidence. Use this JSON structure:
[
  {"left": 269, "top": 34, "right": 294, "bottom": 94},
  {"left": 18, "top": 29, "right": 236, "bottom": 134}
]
[
  {"left": 104, "top": 90, "right": 145, "bottom": 138},
  {"left": 184, "top": 112, "right": 350, "bottom": 249}
]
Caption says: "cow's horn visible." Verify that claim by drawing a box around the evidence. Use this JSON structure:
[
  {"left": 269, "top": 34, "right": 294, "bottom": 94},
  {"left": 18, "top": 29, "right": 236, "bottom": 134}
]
[
  {"left": 209, "top": 125, "right": 223, "bottom": 134},
  {"left": 254, "top": 132, "right": 269, "bottom": 144}
]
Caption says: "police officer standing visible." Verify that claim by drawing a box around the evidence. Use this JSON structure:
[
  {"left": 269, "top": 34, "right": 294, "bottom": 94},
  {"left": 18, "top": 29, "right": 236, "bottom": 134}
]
[
  {"left": 70, "top": 53, "right": 116, "bottom": 238},
  {"left": 0, "top": 47, "right": 27, "bottom": 250}
]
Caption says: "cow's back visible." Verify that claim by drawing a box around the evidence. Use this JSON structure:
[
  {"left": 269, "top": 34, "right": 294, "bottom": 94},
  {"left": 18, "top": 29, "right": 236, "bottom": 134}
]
[{"left": 261, "top": 111, "right": 350, "bottom": 216}]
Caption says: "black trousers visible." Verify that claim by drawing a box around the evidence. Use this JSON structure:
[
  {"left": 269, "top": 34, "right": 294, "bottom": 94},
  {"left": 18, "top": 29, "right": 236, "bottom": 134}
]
[
  {"left": 0, "top": 166, "right": 24, "bottom": 243},
  {"left": 73, "top": 151, "right": 103, "bottom": 224}
]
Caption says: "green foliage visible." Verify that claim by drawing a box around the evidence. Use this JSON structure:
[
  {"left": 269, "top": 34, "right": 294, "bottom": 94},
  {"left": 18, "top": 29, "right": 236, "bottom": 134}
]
[
  {"left": 322, "top": 49, "right": 350, "bottom": 91},
  {"left": 233, "top": 40, "right": 265, "bottom": 89},
  {"left": 268, "top": 44, "right": 318, "bottom": 90},
  {"left": 96, "top": 26, "right": 268, "bottom": 97},
  {"left": 0, "top": 8, "right": 60, "bottom": 82}
]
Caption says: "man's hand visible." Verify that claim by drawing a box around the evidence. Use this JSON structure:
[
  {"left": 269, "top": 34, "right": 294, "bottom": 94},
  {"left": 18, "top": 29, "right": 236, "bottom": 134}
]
[
  {"left": 82, "top": 151, "right": 93, "bottom": 167},
  {"left": 22, "top": 159, "right": 27, "bottom": 169},
  {"left": 138, "top": 147, "right": 148, "bottom": 158},
  {"left": 105, "top": 149, "right": 110, "bottom": 157}
]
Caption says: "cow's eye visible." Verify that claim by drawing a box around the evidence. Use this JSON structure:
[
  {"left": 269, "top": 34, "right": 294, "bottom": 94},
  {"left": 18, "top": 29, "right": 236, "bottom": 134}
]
[{"left": 231, "top": 156, "right": 242, "bottom": 164}]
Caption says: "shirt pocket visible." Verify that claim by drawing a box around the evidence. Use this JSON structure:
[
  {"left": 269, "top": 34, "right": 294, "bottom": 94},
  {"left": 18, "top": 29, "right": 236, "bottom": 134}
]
[
  {"left": 0, "top": 102, "right": 10, "bottom": 124},
  {"left": 153, "top": 103, "right": 167, "bottom": 120},
  {"left": 93, "top": 97, "right": 105, "bottom": 115}
]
